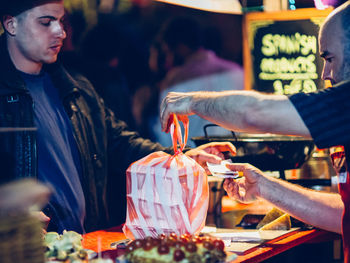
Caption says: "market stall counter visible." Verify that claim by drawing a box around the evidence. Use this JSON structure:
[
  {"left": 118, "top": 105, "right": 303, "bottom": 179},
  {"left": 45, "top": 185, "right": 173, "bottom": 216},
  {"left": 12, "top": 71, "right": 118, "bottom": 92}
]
[{"left": 82, "top": 225, "right": 340, "bottom": 262}]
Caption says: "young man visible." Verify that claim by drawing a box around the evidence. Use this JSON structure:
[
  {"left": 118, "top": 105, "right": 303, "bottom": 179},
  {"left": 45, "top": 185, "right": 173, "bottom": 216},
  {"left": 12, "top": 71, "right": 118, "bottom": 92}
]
[
  {"left": 160, "top": 1, "right": 350, "bottom": 261},
  {"left": 0, "top": 0, "right": 236, "bottom": 233}
]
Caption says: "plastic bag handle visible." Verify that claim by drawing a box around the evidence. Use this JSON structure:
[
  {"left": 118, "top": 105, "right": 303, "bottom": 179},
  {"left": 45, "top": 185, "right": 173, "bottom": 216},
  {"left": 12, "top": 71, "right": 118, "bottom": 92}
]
[{"left": 170, "top": 114, "right": 189, "bottom": 154}]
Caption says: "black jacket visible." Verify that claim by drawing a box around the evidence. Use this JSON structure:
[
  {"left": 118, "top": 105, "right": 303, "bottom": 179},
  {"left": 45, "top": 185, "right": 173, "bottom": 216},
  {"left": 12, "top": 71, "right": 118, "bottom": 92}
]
[{"left": 0, "top": 35, "right": 167, "bottom": 232}]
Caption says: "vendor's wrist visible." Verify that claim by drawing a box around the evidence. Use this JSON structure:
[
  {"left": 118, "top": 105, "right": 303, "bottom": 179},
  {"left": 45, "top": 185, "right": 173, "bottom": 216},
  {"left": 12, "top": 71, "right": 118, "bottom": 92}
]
[{"left": 255, "top": 172, "right": 270, "bottom": 198}]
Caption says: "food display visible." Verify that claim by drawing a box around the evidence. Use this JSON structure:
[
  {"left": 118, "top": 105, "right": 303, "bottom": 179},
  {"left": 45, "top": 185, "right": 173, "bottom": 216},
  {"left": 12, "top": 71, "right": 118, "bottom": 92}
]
[
  {"left": 257, "top": 207, "right": 291, "bottom": 231},
  {"left": 123, "top": 233, "right": 228, "bottom": 263},
  {"left": 44, "top": 230, "right": 90, "bottom": 262}
]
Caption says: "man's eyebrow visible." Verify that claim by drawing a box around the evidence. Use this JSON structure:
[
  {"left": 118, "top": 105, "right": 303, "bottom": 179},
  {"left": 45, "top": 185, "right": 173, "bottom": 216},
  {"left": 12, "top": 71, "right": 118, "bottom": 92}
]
[
  {"left": 320, "top": 51, "right": 330, "bottom": 58},
  {"left": 37, "top": 15, "right": 58, "bottom": 20}
]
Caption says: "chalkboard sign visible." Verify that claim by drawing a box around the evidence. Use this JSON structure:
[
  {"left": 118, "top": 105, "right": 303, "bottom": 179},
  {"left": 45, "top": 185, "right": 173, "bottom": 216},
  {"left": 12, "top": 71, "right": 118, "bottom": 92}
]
[{"left": 243, "top": 8, "right": 333, "bottom": 94}]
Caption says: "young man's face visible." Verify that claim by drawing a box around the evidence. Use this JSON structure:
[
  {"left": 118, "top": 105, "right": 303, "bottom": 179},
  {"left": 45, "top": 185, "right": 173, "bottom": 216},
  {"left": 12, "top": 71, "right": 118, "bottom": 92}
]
[
  {"left": 11, "top": 1, "right": 66, "bottom": 68},
  {"left": 319, "top": 16, "right": 348, "bottom": 85}
]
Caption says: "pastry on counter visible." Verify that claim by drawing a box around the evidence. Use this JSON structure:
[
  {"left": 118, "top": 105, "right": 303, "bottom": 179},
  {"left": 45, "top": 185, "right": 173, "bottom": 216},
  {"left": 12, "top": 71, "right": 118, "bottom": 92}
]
[{"left": 257, "top": 207, "right": 291, "bottom": 231}]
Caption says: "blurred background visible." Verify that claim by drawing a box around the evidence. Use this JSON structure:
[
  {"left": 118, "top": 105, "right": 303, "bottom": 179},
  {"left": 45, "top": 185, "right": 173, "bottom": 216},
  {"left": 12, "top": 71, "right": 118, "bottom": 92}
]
[{"left": 47, "top": 0, "right": 346, "bottom": 141}]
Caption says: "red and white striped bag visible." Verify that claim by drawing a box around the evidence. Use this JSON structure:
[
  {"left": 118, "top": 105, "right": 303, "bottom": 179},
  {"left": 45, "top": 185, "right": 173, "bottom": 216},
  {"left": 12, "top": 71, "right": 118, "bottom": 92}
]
[{"left": 123, "top": 114, "right": 209, "bottom": 239}]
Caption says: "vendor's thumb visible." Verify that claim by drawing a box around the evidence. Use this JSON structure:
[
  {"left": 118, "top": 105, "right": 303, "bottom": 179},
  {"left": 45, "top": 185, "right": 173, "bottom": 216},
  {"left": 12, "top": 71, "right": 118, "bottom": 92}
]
[
  {"left": 186, "top": 150, "right": 222, "bottom": 164},
  {"left": 225, "top": 163, "right": 246, "bottom": 172},
  {"left": 225, "top": 163, "right": 260, "bottom": 183}
]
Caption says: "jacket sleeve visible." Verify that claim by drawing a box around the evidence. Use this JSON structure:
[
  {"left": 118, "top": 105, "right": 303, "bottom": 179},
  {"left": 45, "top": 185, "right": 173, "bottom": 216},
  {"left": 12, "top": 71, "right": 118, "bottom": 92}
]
[{"left": 105, "top": 107, "right": 173, "bottom": 175}]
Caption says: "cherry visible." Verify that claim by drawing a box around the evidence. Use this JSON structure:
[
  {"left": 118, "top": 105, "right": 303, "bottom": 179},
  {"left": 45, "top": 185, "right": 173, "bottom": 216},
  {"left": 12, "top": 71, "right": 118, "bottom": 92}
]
[
  {"left": 173, "top": 241, "right": 184, "bottom": 249},
  {"left": 158, "top": 233, "right": 166, "bottom": 239},
  {"left": 213, "top": 239, "right": 225, "bottom": 251},
  {"left": 157, "top": 244, "right": 170, "bottom": 255},
  {"left": 185, "top": 242, "right": 197, "bottom": 253},
  {"left": 125, "top": 243, "right": 136, "bottom": 254},
  {"left": 162, "top": 237, "right": 175, "bottom": 247},
  {"left": 192, "top": 236, "right": 204, "bottom": 243},
  {"left": 180, "top": 235, "right": 189, "bottom": 243},
  {"left": 203, "top": 241, "right": 214, "bottom": 250},
  {"left": 170, "top": 232, "right": 178, "bottom": 239},
  {"left": 151, "top": 238, "right": 161, "bottom": 246},
  {"left": 143, "top": 240, "right": 154, "bottom": 251},
  {"left": 132, "top": 239, "right": 144, "bottom": 248},
  {"left": 173, "top": 249, "right": 185, "bottom": 261}
]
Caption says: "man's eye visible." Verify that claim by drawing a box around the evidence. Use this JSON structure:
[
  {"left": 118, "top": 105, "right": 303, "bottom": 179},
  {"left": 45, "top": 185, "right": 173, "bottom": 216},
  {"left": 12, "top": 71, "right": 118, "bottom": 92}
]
[
  {"left": 326, "top": 57, "right": 333, "bottom": 63},
  {"left": 40, "top": 20, "right": 51, "bottom": 26}
]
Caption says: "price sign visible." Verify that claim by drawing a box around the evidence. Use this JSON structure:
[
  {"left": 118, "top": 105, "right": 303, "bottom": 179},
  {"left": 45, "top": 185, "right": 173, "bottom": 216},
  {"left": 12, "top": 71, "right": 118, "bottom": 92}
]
[{"left": 243, "top": 8, "right": 333, "bottom": 94}]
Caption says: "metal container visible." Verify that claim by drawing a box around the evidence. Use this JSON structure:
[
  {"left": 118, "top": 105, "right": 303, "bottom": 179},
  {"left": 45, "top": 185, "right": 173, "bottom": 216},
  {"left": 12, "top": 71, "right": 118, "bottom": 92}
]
[{"left": 192, "top": 124, "right": 315, "bottom": 172}]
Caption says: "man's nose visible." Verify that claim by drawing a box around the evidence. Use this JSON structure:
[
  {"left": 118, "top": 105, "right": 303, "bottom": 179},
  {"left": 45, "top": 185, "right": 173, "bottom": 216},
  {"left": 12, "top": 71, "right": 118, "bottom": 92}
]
[
  {"left": 53, "top": 22, "right": 66, "bottom": 39},
  {"left": 321, "top": 63, "right": 330, "bottom": 80}
]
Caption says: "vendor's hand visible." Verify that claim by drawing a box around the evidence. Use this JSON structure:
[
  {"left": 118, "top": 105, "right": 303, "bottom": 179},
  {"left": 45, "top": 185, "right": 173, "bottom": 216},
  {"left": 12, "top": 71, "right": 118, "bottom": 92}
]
[
  {"left": 160, "top": 92, "right": 196, "bottom": 132},
  {"left": 185, "top": 142, "right": 236, "bottom": 173},
  {"left": 223, "top": 163, "right": 263, "bottom": 203}
]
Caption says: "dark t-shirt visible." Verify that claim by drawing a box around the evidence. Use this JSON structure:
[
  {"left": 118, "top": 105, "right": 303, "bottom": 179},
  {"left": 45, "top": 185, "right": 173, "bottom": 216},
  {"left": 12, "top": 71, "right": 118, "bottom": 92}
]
[
  {"left": 21, "top": 71, "right": 86, "bottom": 234},
  {"left": 289, "top": 80, "right": 350, "bottom": 262}
]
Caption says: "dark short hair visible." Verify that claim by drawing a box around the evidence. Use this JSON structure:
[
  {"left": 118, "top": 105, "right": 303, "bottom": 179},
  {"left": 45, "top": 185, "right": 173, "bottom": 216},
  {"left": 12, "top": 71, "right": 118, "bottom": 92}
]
[
  {"left": 159, "top": 16, "right": 203, "bottom": 51},
  {"left": 0, "top": 0, "right": 62, "bottom": 17}
]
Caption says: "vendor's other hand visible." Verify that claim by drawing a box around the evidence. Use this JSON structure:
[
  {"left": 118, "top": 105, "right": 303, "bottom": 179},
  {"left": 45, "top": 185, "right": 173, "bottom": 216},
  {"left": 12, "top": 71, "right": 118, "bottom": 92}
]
[
  {"left": 185, "top": 142, "right": 236, "bottom": 173},
  {"left": 223, "top": 163, "right": 263, "bottom": 203},
  {"left": 160, "top": 92, "right": 195, "bottom": 132}
]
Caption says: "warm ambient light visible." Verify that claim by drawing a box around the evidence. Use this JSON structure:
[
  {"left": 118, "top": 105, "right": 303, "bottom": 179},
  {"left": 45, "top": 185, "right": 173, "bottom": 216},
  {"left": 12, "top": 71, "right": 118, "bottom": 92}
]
[{"left": 154, "top": 0, "right": 242, "bottom": 14}]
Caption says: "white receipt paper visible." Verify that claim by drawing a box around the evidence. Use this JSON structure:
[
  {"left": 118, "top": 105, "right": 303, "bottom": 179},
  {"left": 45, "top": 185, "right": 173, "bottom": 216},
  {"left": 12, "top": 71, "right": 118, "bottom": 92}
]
[
  {"left": 206, "top": 160, "right": 240, "bottom": 179},
  {"left": 210, "top": 232, "right": 263, "bottom": 243}
]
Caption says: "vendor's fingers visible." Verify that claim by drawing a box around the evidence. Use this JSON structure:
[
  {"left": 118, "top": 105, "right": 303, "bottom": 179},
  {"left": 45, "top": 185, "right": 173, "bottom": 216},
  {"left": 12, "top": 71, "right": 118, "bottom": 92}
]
[
  {"left": 160, "top": 99, "right": 171, "bottom": 132},
  {"left": 203, "top": 147, "right": 225, "bottom": 159},
  {"left": 160, "top": 92, "right": 194, "bottom": 132},
  {"left": 200, "top": 142, "right": 236, "bottom": 156},
  {"left": 204, "top": 166, "right": 211, "bottom": 175},
  {"left": 225, "top": 163, "right": 251, "bottom": 171},
  {"left": 212, "top": 142, "right": 236, "bottom": 155},
  {"left": 238, "top": 186, "right": 246, "bottom": 200},
  {"left": 195, "top": 151, "right": 222, "bottom": 164},
  {"left": 230, "top": 182, "right": 240, "bottom": 200},
  {"left": 160, "top": 94, "right": 180, "bottom": 132},
  {"left": 223, "top": 178, "right": 232, "bottom": 191},
  {"left": 223, "top": 178, "right": 236, "bottom": 195}
]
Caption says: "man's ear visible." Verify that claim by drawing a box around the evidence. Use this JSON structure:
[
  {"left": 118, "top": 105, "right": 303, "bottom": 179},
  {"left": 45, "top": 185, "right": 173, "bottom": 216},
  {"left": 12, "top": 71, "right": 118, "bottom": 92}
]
[{"left": 2, "top": 15, "right": 17, "bottom": 36}]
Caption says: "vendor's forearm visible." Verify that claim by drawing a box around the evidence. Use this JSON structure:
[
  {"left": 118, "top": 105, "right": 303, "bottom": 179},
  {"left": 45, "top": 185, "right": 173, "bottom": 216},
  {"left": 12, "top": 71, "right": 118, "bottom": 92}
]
[
  {"left": 258, "top": 175, "right": 343, "bottom": 234},
  {"left": 190, "top": 91, "right": 311, "bottom": 137}
]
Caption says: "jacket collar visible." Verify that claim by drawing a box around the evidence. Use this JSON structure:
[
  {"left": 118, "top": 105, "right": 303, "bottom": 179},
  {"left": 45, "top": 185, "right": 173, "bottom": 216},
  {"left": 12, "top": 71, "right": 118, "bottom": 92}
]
[
  {"left": 0, "top": 34, "right": 80, "bottom": 99},
  {"left": 0, "top": 34, "right": 26, "bottom": 93},
  {"left": 45, "top": 62, "right": 81, "bottom": 101}
]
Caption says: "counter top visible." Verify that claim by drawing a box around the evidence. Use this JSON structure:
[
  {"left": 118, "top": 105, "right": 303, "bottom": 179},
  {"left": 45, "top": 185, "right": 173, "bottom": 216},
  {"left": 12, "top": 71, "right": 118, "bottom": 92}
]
[{"left": 82, "top": 225, "right": 340, "bottom": 262}]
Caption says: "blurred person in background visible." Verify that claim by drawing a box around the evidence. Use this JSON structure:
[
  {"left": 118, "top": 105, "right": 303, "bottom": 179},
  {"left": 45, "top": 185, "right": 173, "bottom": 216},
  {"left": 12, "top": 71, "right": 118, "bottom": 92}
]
[
  {"left": 160, "top": 2, "right": 350, "bottom": 261},
  {"left": 0, "top": 0, "right": 236, "bottom": 234},
  {"left": 151, "top": 16, "right": 244, "bottom": 147},
  {"left": 78, "top": 21, "right": 137, "bottom": 129},
  {"left": 132, "top": 38, "right": 168, "bottom": 139}
]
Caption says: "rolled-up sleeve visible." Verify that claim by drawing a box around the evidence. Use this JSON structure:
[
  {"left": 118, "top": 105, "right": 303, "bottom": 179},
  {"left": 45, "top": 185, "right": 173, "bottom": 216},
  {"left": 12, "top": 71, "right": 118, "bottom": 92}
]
[{"left": 289, "top": 80, "right": 350, "bottom": 149}]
